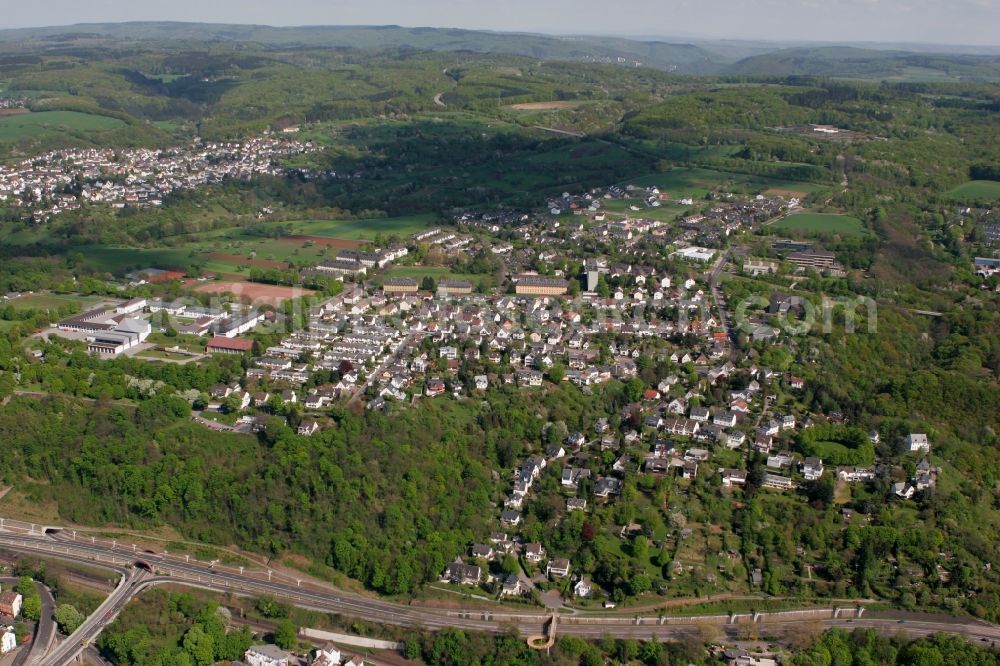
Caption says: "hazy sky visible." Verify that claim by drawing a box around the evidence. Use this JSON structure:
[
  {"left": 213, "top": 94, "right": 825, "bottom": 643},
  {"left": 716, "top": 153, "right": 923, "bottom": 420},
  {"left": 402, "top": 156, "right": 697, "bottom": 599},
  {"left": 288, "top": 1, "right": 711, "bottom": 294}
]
[{"left": 3, "top": 0, "right": 999, "bottom": 46}]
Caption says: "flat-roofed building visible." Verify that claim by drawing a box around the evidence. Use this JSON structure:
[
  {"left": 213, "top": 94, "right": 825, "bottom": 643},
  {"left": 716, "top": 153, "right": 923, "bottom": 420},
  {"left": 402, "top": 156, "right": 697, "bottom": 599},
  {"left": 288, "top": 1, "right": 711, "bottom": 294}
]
[
  {"left": 437, "top": 279, "right": 474, "bottom": 296},
  {"left": 515, "top": 275, "right": 569, "bottom": 296},
  {"left": 383, "top": 277, "right": 419, "bottom": 294},
  {"left": 207, "top": 336, "right": 255, "bottom": 355},
  {"left": 787, "top": 250, "right": 837, "bottom": 269}
]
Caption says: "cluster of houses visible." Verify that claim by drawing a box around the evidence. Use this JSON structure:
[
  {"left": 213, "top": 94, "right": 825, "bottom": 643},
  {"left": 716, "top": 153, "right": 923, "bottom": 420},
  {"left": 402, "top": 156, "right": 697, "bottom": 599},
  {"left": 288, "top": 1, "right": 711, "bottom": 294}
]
[{"left": 0, "top": 135, "right": 319, "bottom": 222}]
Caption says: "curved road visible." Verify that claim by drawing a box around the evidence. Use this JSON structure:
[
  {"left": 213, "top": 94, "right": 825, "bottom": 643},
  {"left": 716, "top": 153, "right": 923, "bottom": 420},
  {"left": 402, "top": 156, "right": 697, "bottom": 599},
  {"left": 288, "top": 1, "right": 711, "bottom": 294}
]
[{"left": 1, "top": 527, "right": 999, "bottom": 656}]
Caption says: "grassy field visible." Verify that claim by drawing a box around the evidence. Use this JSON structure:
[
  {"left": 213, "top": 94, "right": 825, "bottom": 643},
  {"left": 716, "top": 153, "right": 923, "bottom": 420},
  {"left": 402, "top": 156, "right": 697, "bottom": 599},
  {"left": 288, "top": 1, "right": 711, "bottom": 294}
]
[
  {"left": 5, "top": 292, "right": 106, "bottom": 311},
  {"left": 944, "top": 180, "right": 1000, "bottom": 202},
  {"left": 282, "top": 214, "right": 439, "bottom": 240},
  {"left": 77, "top": 246, "right": 195, "bottom": 274},
  {"left": 771, "top": 212, "right": 868, "bottom": 237},
  {"left": 621, "top": 167, "right": 830, "bottom": 199},
  {"left": 0, "top": 110, "right": 126, "bottom": 141},
  {"left": 382, "top": 265, "right": 495, "bottom": 287}
]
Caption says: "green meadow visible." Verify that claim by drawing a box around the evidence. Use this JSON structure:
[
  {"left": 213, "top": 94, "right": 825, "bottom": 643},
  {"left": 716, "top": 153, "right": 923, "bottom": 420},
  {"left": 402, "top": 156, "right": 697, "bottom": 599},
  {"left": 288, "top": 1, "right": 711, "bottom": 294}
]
[{"left": 0, "top": 111, "right": 126, "bottom": 141}]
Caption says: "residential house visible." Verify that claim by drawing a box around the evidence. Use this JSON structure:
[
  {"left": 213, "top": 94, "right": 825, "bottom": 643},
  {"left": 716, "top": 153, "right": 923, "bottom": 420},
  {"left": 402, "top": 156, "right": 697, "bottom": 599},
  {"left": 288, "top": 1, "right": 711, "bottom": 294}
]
[
  {"left": 0, "top": 627, "right": 15, "bottom": 656},
  {"left": 689, "top": 405, "right": 710, "bottom": 422},
  {"left": 471, "top": 544, "right": 495, "bottom": 561},
  {"left": 313, "top": 644, "right": 342, "bottom": 666},
  {"left": 524, "top": 543, "right": 545, "bottom": 563},
  {"left": 720, "top": 468, "right": 748, "bottom": 487},
  {"left": 574, "top": 577, "right": 593, "bottom": 598},
  {"left": 713, "top": 411, "right": 738, "bottom": 428},
  {"left": 501, "top": 575, "right": 523, "bottom": 597},
  {"left": 561, "top": 467, "right": 592, "bottom": 488},
  {"left": 244, "top": 645, "right": 292, "bottom": 666},
  {"left": 594, "top": 477, "right": 623, "bottom": 498},
  {"left": 838, "top": 466, "right": 876, "bottom": 482},
  {"left": 763, "top": 474, "right": 794, "bottom": 490},
  {"left": 567, "top": 498, "right": 587, "bottom": 512},
  {"left": 801, "top": 457, "right": 824, "bottom": 481},
  {"left": 500, "top": 510, "right": 521, "bottom": 527},
  {"left": 766, "top": 452, "right": 793, "bottom": 470},
  {"left": 906, "top": 433, "right": 930, "bottom": 453},
  {"left": 547, "top": 558, "right": 571, "bottom": 578},
  {"left": 297, "top": 419, "right": 320, "bottom": 437},
  {"left": 0, "top": 592, "right": 21, "bottom": 618},
  {"left": 443, "top": 560, "right": 482, "bottom": 585}
]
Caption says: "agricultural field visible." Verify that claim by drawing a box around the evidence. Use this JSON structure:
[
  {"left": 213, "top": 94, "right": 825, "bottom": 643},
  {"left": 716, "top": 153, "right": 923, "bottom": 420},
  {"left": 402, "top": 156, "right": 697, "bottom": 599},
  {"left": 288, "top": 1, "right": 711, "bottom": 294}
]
[
  {"left": 944, "top": 180, "right": 1000, "bottom": 202},
  {"left": 771, "top": 212, "right": 869, "bottom": 237},
  {"left": 0, "top": 110, "right": 126, "bottom": 141}
]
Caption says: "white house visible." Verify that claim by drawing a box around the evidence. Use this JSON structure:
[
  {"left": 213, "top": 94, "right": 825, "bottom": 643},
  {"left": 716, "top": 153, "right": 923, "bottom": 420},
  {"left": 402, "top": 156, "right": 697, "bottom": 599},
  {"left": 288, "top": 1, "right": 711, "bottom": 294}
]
[
  {"left": 313, "top": 643, "right": 342, "bottom": 666},
  {"left": 906, "top": 433, "right": 930, "bottom": 453},
  {"left": 245, "top": 645, "right": 291, "bottom": 666},
  {"left": 0, "top": 627, "right": 16, "bottom": 655}
]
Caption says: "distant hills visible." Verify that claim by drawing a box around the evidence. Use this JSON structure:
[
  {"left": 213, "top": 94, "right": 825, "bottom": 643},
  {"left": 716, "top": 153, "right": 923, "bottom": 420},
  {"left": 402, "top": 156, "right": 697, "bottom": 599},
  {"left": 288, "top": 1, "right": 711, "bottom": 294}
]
[
  {"left": 0, "top": 22, "right": 724, "bottom": 75},
  {"left": 1, "top": 22, "right": 998, "bottom": 81},
  {"left": 726, "top": 46, "right": 1000, "bottom": 81}
]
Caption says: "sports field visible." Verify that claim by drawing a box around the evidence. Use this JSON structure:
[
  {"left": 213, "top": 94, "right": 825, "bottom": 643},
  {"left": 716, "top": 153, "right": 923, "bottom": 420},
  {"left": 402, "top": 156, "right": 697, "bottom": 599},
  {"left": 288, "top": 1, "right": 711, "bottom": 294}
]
[
  {"left": 194, "top": 281, "right": 315, "bottom": 306},
  {"left": 944, "top": 180, "right": 1000, "bottom": 202},
  {"left": 771, "top": 212, "right": 868, "bottom": 237},
  {"left": 0, "top": 111, "right": 126, "bottom": 141}
]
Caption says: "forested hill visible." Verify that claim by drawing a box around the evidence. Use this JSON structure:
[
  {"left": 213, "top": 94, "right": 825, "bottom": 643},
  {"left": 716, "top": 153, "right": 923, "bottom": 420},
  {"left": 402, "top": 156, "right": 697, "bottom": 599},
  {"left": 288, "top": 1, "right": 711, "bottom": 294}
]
[
  {"left": 0, "top": 22, "right": 724, "bottom": 75},
  {"left": 724, "top": 46, "right": 1000, "bottom": 81}
]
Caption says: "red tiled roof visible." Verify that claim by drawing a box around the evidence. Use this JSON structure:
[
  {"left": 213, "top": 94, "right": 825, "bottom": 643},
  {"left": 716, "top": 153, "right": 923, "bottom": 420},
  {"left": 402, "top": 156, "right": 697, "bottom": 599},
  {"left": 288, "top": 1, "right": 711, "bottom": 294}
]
[{"left": 206, "top": 336, "right": 254, "bottom": 351}]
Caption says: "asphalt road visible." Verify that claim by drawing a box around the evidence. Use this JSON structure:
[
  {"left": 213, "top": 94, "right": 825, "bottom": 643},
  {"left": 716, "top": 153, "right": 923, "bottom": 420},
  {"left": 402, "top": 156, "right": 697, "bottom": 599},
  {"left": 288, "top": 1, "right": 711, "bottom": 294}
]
[
  {"left": 37, "top": 569, "right": 144, "bottom": 666},
  {"left": 2, "top": 530, "right": 1000, "bottom": 657}
]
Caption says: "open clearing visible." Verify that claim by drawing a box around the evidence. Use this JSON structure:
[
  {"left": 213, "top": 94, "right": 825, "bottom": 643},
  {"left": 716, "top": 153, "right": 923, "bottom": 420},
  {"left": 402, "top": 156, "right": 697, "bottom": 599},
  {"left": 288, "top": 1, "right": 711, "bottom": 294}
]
[
  {"left": 0, "top": 110, "right": 126, "bottom": 141},
  {"left": 772, "top": 212, "right": 868, "bottom": 237},
  {"left": 508, "top": 101, "right": 587, "bottom": 111},
  {"left": 945, "top": 180, "right": 1000, "bottom": 201},
  {"left": 194, "top": 281, "right": 315, "bottom": 305}
]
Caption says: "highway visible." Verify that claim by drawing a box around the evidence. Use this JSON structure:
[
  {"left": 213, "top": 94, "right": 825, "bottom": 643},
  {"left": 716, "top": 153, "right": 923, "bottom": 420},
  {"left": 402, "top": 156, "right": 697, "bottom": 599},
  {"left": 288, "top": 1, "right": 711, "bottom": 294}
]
[
  {"left": 1, "top": 522, "right": 1000, "bottom": 662},
  {"left": 37, "top": 568, "right": 147, "bottom": 666}
]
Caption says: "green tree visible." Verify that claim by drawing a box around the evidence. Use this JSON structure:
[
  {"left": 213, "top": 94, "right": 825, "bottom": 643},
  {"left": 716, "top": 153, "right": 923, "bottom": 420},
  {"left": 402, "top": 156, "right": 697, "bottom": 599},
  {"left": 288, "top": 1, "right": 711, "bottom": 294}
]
[
  {"left": 274, "top": 619, "right": 298, "bottom": 650},
  {"left": 182, "top": 625, "right": 215, "bottom": 666},
  {"left": 54, "top": 604, "right": 85, "bottom": 634}
]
